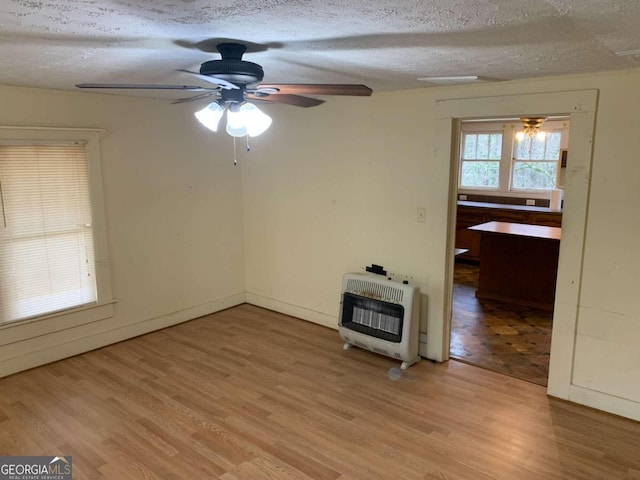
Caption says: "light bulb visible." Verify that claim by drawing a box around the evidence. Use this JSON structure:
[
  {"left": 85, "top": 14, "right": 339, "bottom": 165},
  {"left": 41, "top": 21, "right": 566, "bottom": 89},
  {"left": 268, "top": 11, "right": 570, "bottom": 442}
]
[
  {"left": 536, "top": 131, "right": 547, "bottom": 140},
  {"left": 194, "top": 102, "right": 224, "bottom": 132},
  {"left": 515, "top": 131, "right": 525, "bottom": 141}
]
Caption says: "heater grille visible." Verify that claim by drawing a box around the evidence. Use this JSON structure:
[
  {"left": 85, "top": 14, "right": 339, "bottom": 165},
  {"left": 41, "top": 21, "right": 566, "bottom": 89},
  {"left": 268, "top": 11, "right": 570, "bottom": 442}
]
[
  {"left": 344, "top": 278, "right": 404, "bottom": 303},
  {"left": 340, "top": 292, "right": 403, "bottom": 342},
  {"left": 352, "top": 305, "right": 400, "bottom": 335}
]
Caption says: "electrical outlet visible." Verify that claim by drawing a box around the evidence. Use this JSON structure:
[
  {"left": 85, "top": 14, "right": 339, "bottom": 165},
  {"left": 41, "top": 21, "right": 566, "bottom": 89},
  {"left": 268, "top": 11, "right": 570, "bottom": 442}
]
[
  {"left": 417, "top": 207, "right": 426, "bottom": 223},
  {"left": 459, "top": 194, "right": 468, "bottom": 200},
  {"left": 526, "top": 199, "right": 536, "bottom": 206}
]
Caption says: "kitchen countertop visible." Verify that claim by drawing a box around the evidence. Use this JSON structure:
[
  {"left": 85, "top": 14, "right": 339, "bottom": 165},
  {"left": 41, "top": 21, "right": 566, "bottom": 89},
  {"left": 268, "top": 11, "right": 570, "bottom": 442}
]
[
  {"left": 457, "top": 200, "right": 562, "bottom": 213},
  {"left": 469, "top": 221, "right": 562, "bottom": 240}
]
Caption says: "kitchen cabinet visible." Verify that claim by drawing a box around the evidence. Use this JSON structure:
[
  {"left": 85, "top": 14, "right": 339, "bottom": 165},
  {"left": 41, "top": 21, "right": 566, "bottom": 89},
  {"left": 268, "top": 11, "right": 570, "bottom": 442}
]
[{"left": 469, "top": 221, "right": 561, "bottom": 310}]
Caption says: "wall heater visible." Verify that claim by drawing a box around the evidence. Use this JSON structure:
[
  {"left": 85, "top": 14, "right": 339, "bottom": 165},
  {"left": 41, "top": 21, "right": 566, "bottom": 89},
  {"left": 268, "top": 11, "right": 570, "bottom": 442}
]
[{"left": 338, "top": 272, "right": 420, "bottom": 370}]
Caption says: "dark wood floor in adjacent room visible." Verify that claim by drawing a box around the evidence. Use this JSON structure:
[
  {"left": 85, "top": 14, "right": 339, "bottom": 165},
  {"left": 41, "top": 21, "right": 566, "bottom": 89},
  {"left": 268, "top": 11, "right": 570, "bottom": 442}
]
[
  {"left": 1, "top": 304, "right": 638, "bottom": 479},
  {"left": 451, "top": 262, "right": 553, "bottom": 386}
]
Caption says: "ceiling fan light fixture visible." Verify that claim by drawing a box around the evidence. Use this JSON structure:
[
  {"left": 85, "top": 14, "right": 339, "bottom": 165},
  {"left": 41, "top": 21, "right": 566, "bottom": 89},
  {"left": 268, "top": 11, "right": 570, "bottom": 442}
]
[
  {"left": 226, "top": 102, "right": 272, "bottom": 138},
  {"left": 195, "top": 102, "right": 224, "bottom": 132}
]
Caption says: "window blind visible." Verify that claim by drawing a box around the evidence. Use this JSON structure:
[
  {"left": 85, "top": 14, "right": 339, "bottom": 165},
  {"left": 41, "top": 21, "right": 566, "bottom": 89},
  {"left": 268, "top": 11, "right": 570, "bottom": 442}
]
[{"left": 0, "top": 143, "right": 97, "bottom": 324}]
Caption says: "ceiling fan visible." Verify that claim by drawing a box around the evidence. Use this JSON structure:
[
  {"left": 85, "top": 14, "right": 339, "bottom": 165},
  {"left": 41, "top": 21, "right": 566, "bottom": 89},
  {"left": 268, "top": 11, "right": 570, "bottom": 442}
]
[{"left": 76, "top": 42, "right": 372, "bottom": 137}]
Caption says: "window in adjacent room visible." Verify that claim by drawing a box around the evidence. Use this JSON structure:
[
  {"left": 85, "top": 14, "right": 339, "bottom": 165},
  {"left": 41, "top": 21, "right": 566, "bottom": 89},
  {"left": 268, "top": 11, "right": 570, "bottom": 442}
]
[
  {"left": 458, "top": 119, "right": 569, "bottom": 197},
  {"left": 0, "top": 133, "right": 111, "bottom": 325},
  {"left": 459, "top": 131, "right": 503, "bottom": 188},
  {"left": 512, "top": 131, "right": 562, "bottom": 190}
]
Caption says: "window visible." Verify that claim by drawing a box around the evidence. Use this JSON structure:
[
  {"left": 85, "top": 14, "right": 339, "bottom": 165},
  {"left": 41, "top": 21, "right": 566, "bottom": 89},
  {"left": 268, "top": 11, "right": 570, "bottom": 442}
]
[
  {"left": 512, "top": 132, "right": 562, "bottom": 190},
  {"left": 0, "top": 143, "right": 96, "bottom": 323},
  {"left": 0, "top": 131, "right": 110, "bottom": 326},
  {"left": 459, "top": 120, "right": 569, "bottom": 196},
  {"left": 460, "top": 132, "right": 502, "bottom": 188}
]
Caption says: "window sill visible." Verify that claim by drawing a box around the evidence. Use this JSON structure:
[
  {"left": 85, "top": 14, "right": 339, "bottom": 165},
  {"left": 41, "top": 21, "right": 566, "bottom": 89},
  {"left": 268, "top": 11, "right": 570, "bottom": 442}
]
[
  {"left": 459, "top": 188, "right": 554, "bottom": 201},
  {"left": 0, "top": 300, "right": 116, "bottom": 347},
  {"left": 457, "top": 200, "right": 561, "bottom": 213}
]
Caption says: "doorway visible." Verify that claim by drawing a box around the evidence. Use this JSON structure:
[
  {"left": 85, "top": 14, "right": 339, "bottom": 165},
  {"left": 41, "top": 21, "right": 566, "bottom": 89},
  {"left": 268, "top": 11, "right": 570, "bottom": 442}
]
[
  {"left": 428, "top": 89, "right": 597, "bottom": 399},
  {"left": 449, "top": 118, "right": 568, "bottom": 386}
]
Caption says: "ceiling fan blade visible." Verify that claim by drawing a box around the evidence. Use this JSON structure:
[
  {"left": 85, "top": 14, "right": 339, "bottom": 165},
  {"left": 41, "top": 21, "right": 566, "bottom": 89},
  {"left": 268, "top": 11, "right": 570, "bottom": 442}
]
[
  {"left": 176, "top": 69, "right": 239, "bottom": 90},
  {"left": 76, "top": 83, "right": 219, "bottom": 91},
  {"left": 247, "top": 93, "right": 324, "bottom": 108},
  {"left": 171, "top": 92, "right": 219, "bottom": 104},
  {"left": 256, "top": 84, "right": 372, "bottom": 96}
]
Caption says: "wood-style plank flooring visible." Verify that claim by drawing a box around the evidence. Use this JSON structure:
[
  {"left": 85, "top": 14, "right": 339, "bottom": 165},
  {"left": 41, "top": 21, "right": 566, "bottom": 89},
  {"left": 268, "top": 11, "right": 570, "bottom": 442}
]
[
  {"left": 1, "top": 304, "right": 639, "bottom": 479},
  {"left": 451, "top": 262, "right": 552, "bottom": 386}
]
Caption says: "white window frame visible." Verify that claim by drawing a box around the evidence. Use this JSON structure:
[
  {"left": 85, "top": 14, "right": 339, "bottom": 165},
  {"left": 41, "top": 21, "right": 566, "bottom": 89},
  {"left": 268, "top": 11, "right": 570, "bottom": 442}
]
[
  {"left": 458, "top": 120, "right": 569, "bottom": 199},
  {"left": 458, "top": 126, "right": 504, "bottom": 191},
  {"left": 0, "top": 126, "right": 114, "bottom": 343},
  {"left": 512, "top": 128, "right": 564, "bottom": 191}
]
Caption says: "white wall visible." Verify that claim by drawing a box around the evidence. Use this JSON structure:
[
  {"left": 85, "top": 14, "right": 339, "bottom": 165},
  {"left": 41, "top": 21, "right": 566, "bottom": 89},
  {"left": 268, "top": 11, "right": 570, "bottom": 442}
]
[
  {"left": 0, "top": 85, "right": 246, "bottom": 376},
  {"left": 243, "top": 96, "right": 437, "bottom": 331},
  {"left": 2, "top": 67, "right": 639, "bottom": 421},
  {"left": 242, "top": 68, "right": 640, "bottom": 420}
]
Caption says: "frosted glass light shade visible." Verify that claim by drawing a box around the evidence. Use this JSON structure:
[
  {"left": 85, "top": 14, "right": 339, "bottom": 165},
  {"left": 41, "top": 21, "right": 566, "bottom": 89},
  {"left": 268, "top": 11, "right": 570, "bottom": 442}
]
[
  {"left": 194, "top": 102, "right": 224, "bottom": 131},
  {"left": 241, "top": 103, "right": 272, "bottom": 137},
  {"left": 226, "top": 108, "right": 248, "bottom": 137},
  {"left": 226, "top": 103, "right": 272, "bottom": 137}
]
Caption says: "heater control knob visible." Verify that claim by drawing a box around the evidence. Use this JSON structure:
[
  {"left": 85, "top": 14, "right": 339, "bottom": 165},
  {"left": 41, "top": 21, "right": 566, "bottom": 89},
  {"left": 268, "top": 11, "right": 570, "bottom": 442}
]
[{"left": 402, "top": 280, "right": 409, "bottom": 285}]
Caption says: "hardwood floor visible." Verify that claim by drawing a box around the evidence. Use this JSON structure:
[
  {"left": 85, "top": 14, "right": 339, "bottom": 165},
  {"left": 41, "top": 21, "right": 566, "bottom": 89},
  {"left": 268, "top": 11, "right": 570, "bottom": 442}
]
[
  {"left": 451, "top": 262, "right": 553, "bottom": 386},
  {"left": 1, "top": 304, "right": 639, "bottom": 479}
]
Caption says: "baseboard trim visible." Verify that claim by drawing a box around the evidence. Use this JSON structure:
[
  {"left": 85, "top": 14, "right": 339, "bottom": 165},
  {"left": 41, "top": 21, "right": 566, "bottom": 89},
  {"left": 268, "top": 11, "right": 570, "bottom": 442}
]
[
  {"left": 6, "top": 291, "right": 637, "bottom": 423},
  {"left": 568, "top": 384, "right": 640, "bottom": 422},
  {"left": 0, "top": 292, "right": 246, "bottom": 378},
  {"left": 245, "top": 293, "right": 337, "bottom": 330},
  {"left": 246, "top": 293, "right": 430, "bottom": 357}
]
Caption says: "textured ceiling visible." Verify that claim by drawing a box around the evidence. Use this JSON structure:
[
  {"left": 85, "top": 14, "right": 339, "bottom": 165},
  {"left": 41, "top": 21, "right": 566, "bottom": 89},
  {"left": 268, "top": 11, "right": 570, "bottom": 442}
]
[{"left": 1, "top": 0, "right": 640, "bottom": 99}]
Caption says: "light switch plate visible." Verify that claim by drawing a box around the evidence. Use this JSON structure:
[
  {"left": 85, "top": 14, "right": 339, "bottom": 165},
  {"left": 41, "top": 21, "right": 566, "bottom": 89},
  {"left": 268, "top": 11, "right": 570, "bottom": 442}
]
[{"left": 417, "top": 207, "right": 426, "bottom": 223}]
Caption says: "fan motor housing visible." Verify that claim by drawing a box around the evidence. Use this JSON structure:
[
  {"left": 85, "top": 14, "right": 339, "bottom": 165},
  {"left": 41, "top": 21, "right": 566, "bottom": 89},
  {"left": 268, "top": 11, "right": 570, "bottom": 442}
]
[{"left": 199, "top": 60, "right": 264, "bottom": 84}]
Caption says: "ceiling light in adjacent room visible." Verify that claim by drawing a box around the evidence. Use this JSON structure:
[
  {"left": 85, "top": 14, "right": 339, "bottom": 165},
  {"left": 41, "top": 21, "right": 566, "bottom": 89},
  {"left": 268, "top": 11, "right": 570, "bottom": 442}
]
[{"left": 516, "top": 117, "right": 547, "bottom": 141}]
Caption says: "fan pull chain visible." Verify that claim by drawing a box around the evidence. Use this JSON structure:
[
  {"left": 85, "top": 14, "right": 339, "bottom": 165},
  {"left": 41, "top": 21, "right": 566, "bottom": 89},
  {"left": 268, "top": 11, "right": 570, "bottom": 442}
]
[
  {"left": 233, "top": 136, "right": 237, "bottom": 166},
  {"left": 232, "top": 136, "right": 253, "bottom": 165}
]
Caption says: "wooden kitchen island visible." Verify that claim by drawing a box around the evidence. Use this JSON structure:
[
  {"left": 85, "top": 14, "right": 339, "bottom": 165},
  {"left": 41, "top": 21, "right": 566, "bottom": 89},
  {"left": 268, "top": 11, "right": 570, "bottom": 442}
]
[{"left": 469, "top": 221, "right": 561, "bottom": 311}]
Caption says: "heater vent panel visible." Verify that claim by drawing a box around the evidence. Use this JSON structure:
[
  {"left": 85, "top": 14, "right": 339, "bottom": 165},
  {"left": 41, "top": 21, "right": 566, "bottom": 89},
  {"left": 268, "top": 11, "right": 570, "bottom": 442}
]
[
  {"left": 340, "top": 292, "right": 403, "bottom": 342},
  {"left": 345, "top": 278, "right": 404, "bottom": 304}
]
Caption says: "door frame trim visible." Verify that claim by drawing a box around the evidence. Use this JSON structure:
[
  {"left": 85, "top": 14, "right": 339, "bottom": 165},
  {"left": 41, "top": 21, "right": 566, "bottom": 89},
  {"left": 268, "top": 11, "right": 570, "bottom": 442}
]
[{"left": 430, "top": 89, "right": 598, "bottom": 399}]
